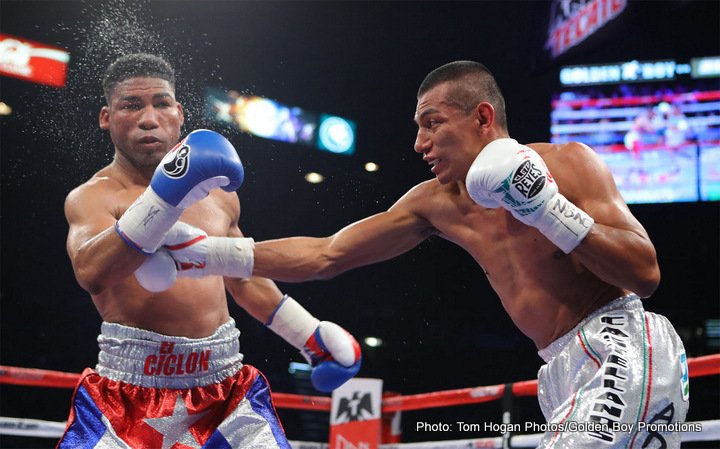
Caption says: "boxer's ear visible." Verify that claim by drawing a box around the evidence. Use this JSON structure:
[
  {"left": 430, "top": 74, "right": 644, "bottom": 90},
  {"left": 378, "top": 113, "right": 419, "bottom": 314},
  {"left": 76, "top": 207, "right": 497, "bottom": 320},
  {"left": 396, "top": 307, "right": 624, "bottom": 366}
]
[
  {"left": 99, "top": 106, "right": 110, "bottom": 130},
  {"left": 475, "top": 102, "right": 495, "bottom": 130}
]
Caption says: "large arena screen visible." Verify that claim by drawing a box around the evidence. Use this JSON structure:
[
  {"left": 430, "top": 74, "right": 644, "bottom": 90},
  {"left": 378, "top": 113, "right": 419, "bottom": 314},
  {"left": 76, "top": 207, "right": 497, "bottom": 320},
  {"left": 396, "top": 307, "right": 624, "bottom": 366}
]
[{"left": 550, "top": 57, "right": 720, "bottom": 204}]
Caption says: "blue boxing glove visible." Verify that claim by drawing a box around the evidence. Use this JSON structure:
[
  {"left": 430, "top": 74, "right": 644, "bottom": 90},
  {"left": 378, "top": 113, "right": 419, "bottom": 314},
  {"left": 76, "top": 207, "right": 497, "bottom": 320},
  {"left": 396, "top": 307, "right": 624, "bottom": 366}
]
[
  {"left": 116, "top": 129, "right": 244, "bottom": 254},
  {"left": 151, "top": 129, "right": 244, "bottom": 208},
  {"left": 302, "top": 322, "right": 363, "bottom": 392},
  {"left": 267, "top": 295, "right": 362, "bottom": 392}
]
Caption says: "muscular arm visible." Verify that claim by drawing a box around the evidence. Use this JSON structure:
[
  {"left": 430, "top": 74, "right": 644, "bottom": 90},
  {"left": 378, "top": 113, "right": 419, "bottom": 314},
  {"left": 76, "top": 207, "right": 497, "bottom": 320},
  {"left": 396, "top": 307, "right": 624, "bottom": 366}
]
[
  {"left": 65, "top": 183, "right": 146, "bottom": 295},
  {"left": 225, "top": 275, "right": 284, "bottom": 323},
  {"left": 252, "top": 188, "right": 436, "bottom": 282},
  {"left": 551, "top": 142, "right": 660, "bottom": 297},
  {"left": 215, "top": 194, "right": 284, "bottom": 322}
]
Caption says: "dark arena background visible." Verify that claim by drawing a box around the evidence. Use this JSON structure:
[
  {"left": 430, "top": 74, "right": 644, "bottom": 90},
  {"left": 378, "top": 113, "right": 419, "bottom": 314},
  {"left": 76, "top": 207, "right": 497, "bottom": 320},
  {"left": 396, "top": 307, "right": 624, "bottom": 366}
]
[{"left": 1, "top": 1, "right": 718, "bottom": 447}]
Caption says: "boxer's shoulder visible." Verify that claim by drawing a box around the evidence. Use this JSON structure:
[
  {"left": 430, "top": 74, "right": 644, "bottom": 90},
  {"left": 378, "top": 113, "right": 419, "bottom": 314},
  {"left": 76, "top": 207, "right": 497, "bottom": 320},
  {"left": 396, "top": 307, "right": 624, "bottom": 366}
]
[
  {"left": 525, "top": 141, "right": 601, "bottom": 188},
  {"left": 409, "top": 178, "right": 471, "bottom": 208},
  {"left": 389, "top": 179, "right": 439, "bottom": 219},
  {"left": 402, "top": 178, "right": 444, "bottom": 202},
  {"left": 65, "top": 168, "right": 141, "bottom": 217},
  {"left": 526, "top": 141, "right": 595, "bottom": 162},
  {"left": 70, "top": 165, "right": 130, "bottom": 195}
]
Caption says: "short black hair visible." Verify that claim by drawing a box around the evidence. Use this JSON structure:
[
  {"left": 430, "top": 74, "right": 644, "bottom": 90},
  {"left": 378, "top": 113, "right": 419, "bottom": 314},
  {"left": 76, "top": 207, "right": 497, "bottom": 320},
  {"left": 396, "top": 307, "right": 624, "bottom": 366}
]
[
  {"left": 102, "top": 53, "right": 176, "bottom": 103},
  {"left": 418, "top": 60, "right": 507, "bottom": 131}
]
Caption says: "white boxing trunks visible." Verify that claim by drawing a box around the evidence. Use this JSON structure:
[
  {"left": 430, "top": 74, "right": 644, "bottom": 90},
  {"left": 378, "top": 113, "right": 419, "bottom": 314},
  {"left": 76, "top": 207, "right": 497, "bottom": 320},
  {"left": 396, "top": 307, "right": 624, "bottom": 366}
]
[
  {"left": 57, "top": 319, "right": 290, "bottom": 449},
  {"left": 536, "top": 294, "right": 689, "bottom": 449}
]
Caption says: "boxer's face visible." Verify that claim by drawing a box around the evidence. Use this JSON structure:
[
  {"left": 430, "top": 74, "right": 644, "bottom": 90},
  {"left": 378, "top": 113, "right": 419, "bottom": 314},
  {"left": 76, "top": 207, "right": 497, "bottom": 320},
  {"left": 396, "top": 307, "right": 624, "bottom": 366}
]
[
  {"left": 100, "top": 77, "right": 184, "bottom": 170},
  {"left": 414, "top": 83, "right": 482, "bottom": 184}
]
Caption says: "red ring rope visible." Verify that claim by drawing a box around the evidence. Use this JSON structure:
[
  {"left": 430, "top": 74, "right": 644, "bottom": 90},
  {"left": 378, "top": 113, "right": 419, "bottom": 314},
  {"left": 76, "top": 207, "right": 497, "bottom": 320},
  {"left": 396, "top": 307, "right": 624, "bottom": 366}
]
[{"left": 1, "top": 353, "right": 718, "bottom": 413}]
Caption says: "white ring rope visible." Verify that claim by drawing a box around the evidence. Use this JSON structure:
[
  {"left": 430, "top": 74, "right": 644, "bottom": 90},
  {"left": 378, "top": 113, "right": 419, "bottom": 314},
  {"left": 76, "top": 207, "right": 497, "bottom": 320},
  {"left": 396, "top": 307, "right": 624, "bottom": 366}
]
[
  {"left": 1, "top": 416, "right": 718, "bottom": 448},
  {"left": 0, "top": 417, "right": 67, "bottom": 439}
]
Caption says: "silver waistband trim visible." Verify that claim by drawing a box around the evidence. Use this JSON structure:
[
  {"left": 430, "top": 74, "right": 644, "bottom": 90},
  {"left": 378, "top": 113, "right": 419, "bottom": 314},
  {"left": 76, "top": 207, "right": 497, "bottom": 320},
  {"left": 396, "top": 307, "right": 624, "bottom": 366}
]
[{"left": 96, "top": 319, "right": 244, "bottom": 388}]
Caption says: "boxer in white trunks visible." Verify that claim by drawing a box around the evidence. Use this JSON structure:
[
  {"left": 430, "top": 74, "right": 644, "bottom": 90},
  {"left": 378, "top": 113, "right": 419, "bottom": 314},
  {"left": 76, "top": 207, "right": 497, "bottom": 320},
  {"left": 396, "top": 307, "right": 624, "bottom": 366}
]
[{"left": 142, "top": 61, "right": 689, "bottom": 448}]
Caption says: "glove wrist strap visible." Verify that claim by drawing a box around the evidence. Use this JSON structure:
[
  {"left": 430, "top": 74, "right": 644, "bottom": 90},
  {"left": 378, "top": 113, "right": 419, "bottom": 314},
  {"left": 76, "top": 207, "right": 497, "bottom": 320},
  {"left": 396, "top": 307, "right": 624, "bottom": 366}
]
[
  {"left": 266, "top": 295, "right": 319, "bottom": 349},
  {"left": 204, "top": 237, "right": 255, "bottom": 278},
  {"left": 116, "top": 187, "right": 183, "bottom": 254},
  {"left": 536, "top": 192, "right": 594, "bottom": 253}
]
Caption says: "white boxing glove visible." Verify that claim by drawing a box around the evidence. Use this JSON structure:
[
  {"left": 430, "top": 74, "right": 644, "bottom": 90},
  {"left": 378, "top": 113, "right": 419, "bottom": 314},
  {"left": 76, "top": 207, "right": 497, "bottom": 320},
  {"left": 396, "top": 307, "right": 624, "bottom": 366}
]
[
  {"left": 465, "top": 138, "right": 594, "bottom": 253},
  {"left": 134, "top": 249, "right": 177, "bottom": 292},
  {"left": 133, "top": 221, "right": 254, "bottom": 292},
  {"left": 163, "top": 221, "right": 254, "bottom": 279}
]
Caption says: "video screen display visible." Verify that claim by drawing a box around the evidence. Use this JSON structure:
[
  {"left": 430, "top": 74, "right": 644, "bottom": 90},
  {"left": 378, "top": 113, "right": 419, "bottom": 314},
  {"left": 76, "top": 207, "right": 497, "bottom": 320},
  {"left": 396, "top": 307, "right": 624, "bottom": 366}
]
[
  {"left": 551, "top": 58, "right": 720, "bottom": 203},
  {"left": 207, "top": 89, "right": 356, "bottom": 155}
]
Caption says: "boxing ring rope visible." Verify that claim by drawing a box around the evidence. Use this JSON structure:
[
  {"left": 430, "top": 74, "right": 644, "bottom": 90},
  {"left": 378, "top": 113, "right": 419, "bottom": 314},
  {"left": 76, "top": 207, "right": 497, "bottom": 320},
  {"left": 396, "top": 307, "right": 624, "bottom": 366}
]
[{"left": 1, "top": 353, "right": 719, "bottom": 446}]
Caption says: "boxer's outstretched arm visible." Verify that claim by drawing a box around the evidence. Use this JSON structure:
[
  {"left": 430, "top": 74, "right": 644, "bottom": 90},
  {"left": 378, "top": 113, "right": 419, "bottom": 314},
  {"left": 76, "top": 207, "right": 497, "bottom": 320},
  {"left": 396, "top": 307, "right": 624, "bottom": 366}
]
[
  {"left": 139, "top": 183, "right": 436, "bottom": 284},
  {"left": 253, "top": 198, "right": 436, "bottom": 282},
  {"left": 545, "top": 142, "right": 660, "bottom": 297}
]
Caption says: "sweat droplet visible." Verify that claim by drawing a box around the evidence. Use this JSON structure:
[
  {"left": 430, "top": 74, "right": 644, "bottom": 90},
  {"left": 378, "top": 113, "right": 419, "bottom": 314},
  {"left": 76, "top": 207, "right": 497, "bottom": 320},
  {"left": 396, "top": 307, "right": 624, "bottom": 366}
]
[{"left": 21, "top": 0, "right": 225, "bottom": 183}]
